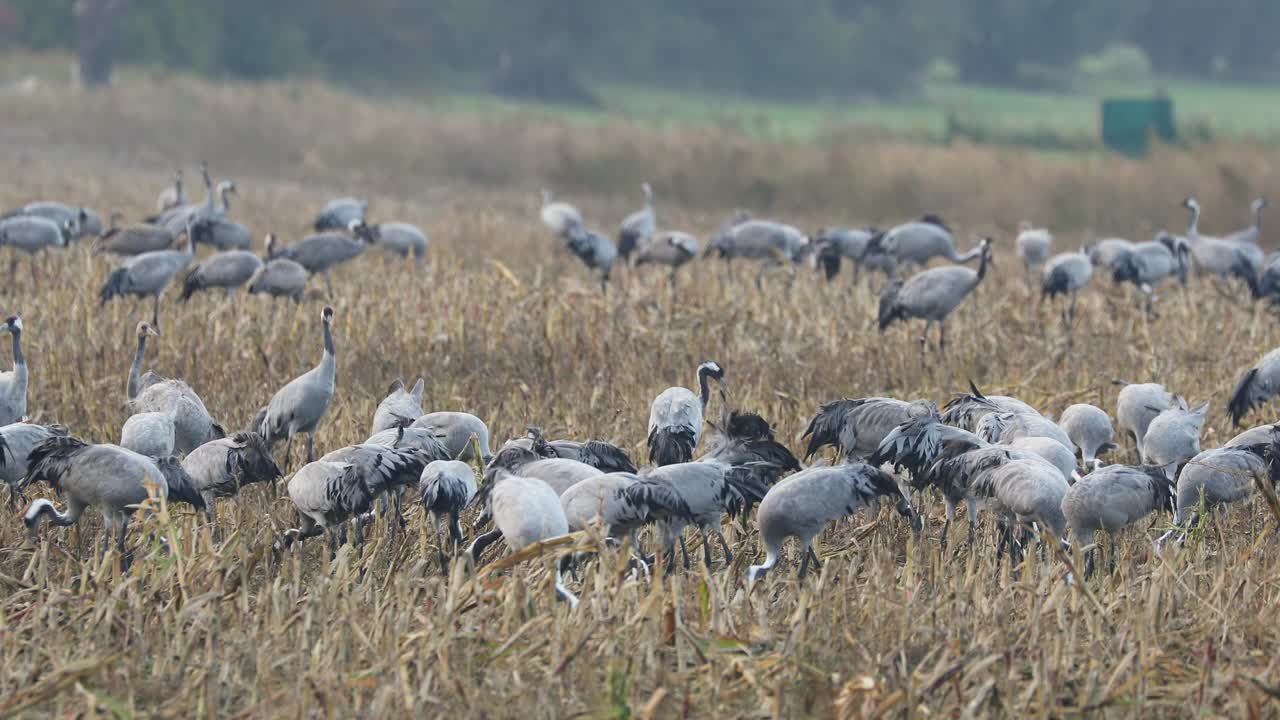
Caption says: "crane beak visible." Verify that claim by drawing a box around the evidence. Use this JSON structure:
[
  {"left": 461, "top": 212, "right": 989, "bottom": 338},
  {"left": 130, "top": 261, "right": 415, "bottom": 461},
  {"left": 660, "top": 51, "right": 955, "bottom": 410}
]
[{"left": 147, "top": 327, "right": 161, "bottom": 338}]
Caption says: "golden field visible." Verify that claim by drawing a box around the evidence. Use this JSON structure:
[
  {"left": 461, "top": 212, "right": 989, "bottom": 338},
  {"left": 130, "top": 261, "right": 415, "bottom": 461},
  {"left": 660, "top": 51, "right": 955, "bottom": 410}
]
[{"left": 2, "top": 61, "right": 1280, "bottom": 717}]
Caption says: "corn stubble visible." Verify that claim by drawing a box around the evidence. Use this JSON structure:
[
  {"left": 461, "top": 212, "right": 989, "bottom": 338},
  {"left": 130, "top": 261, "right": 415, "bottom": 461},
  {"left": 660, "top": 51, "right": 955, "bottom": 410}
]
[{"left": 2, "top": 67, "right": 1280, "bottom": 717}]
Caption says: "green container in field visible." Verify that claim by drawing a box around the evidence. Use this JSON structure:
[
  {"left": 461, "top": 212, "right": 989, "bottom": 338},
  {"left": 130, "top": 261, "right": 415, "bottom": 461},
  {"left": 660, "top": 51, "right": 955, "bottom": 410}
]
[{"left": 1101, "top": 97, "right": 1176, "bottom": 157}]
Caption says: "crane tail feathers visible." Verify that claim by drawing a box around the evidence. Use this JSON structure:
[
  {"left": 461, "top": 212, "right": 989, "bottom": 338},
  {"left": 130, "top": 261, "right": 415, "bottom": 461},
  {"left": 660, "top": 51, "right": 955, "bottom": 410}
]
[
  {"left": 647, "top": 427, "right": 696, "bottom": 467},
  {"left": 1228, "top": 367, "right": 1261, "bottom": 427}
]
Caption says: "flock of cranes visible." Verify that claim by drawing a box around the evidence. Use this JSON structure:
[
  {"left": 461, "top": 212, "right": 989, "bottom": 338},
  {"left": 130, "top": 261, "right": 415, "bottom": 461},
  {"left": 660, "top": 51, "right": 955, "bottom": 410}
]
[{"left": 4, "top": 171, "right": 1280, "bottom": 608}]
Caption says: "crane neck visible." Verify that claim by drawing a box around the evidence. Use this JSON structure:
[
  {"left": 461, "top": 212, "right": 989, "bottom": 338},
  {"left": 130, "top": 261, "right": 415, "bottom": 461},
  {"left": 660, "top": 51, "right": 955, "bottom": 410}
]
[
  {"left": 1254, "top": 204, "right": 1264, "bottom": 232},
  {"left": 1187, "top": 205, "right": 1200, "bottom": 236},
  {"left": 697, "top": 369, "right": 712, "bottom": 411},
  {"left": 321, "top": 320, "right": 335, "bottom": 362},
  {"left": 127, "top": 334, "right": 146, "bottom": 401},
  {"left": 957, "top": 242, "right": 983, "bottom": 263},
  {"left": 220, "top": 188, "right": 232, "bottom": 214},
  {"left": 973, "top": 247, "right": 990, "bottom": 285},
  {"left": 9, "top": 327, "right": 22, "bottom": 369}
]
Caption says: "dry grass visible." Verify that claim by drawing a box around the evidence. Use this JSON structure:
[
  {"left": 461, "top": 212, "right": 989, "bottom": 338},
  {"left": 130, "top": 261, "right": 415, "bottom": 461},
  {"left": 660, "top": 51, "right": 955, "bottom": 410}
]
[{"left": 3, "top": 63, "right": 1280, "bottom": 717}]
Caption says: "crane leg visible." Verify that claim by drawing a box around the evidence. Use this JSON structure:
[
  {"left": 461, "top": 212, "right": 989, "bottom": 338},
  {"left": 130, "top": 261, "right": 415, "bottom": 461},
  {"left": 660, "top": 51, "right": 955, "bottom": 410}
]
[
  {"left": 798, "top": 543, "right": 811, "bottom": 579},
  {"left": 324, "top": 272, "right": 334, "bottom": 299},
  {"left": 679, "top": 535, "right": 691, "bottom": 570},
  {"left": 282, "top": 434, "right": 294, "bottom": 476},
  {"left": 714, "top": 526, "right": 734, "bottom": 564},
  {"left": 306, "top": 432, "right": 316, "bottom": 464},
  {"left": 29, "top": 257, "right": 38, "bottom": 292},
  {"left": 938, "top": 320, "right": 947, "bottom": 354},
  {"left": 700, "top": 527, "right": 713, "bottom": 568},
  {"left": 807, "top": 546, "right": 822, "bottom": 571}
]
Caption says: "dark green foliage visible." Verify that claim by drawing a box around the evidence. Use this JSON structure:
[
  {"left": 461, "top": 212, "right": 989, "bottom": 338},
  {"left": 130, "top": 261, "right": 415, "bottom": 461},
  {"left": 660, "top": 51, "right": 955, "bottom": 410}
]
[{"left": 6, "top": 0, "right": 1280, "bottom": 97}]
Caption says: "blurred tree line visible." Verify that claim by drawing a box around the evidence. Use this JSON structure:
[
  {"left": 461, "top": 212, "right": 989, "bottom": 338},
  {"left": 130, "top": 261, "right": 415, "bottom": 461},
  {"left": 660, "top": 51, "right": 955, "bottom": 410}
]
[{"left": 6, "top": 0, "right": 1280, "bottom": 95}]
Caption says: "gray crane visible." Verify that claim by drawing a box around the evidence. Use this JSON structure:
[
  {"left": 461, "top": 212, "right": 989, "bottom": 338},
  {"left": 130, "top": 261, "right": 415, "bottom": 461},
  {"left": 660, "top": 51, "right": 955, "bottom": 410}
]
[
  {"left": 0, "top": 315, "right": 27, "bottom": 426},
  {"left": 1142, "top": 398, "right": 1208, "bottom": 479},
  {"left": 1085, "top": 237, "right": 1137, "bottom": 273},
  {"left": 539, "top": 188, "right": 583, "bottom": 240},
  {"left": 419, "top": 459, "right": 477, "bottom": 572},
  {"left": 0, "top": 421, "right": 68, "bottom": 504},
  {"left": 940, "top": 381, "right": 1040, "bottom": 432},
  {"left": 247, "top": 235, "right": 309, "bottom": 302},
  {"left": 1041, "top": 248, "right": 1094, "bottom": 324},
  {"left": 119, "top": 411, "right": 175, "bottom": 458},
  {"left": 1061, "top": 463, "right": 1174, "bottom": 576},
  {"left": 260, "top": 306, "right": 336, "bottom": 472},
  {"left": 647, "top": 360, "right": 724, "bottom": 466},
  {"left": 1057, "top": 403, "right": 1116, "bottom": 468},
  {"left": 1111, "top": 233, "right": 1190, "bottom": 315},
  {"left": 559, "top": 472, "right": 690, "bottom": 541},
  {"left": 321, "top": 442, "right": 431, "bottom": 537},
  {"left": 633, "top": 231, "right": 698, "bottom": 286},
  {"left": 156, "top": 170, "right": 184, "bottom": 213},
  {"left": 314, "top": 197, "right": 368, "bottom": 232},
  {"left": 0, "top": 215, "right": 71, "bottom": 288},
  {"left": 364, "top": 425, "right": 450, "bottom": 460},
  {"left": 1163, "top": 441, "right": 1278, "bottom": 540},
  {"left": 803, "top": 396, "right": 937, "bottom": 462},
  {"left": 1224, "top": 197, "right": 1267, "bottom": 246},
  {"left": 371, "top": 378, "right": 425, "bottom": 435},
  {"left": 1225, "top": 422, "right": 1278, "bottom": 449},
  {"left": 10, "top": 201, "right": 87, "bottom": 240},
  {"left": 161, "top": 175, "right": 229, "bottom": 235},
  {"left": 878, "top": 237, "right": 993, "bottom": 355},
  {"left": 1249, "top": 252, "right": 1280, "bottom": 304},
  {"left": 642, "top": 410, "right": 798, "bottom": 569},
  {"left": 509, "top": 425, "right": 637, "bottom": 474},
  {"left": 872, "top": 214, "right": 985, "bottom": 268},
  {"left": 369, "top": 222, "right": 428, "bottom": 262},
  {"left": 413, "top": 412, "right": 493, "bottom": 462},
  {"left": 178, "top": 249, "right": 263, "bottom": 301},
  {"left": 94, "top": 212, "right": 176, "bottom": 256},
  {"left": 1011, "top": 436, "right": 1078, "bottom": 484},
  {"left": 1114, "top": 381, "right": 1175, "bottom": 460},
  {"left": 270, "top": 220, "right": 376, "bottom": 297},
  {"left": 125, "top": 320, "right": 225, "bottom": 454},
  {"left": 870, "top": 415, "right": 1000, "bottom": 543},
  {"left": 617, "top": 182, "right": 655, "bottom": 259},
  {"left": 1228, "top": 346, "right": 1280, "bottom": 426},
  {"left": 705, "top": 219, "right": 811, "bottom": 289},
  {"left": 196, "top": 216, "right": 252, "bottom": 252},
  {"left": 812, "top": 226, "right": 880, "bottom": 283},
  {"left": 149, "top": 162, "right": 209, "bottom": 227},
  {"left": 482, "top": 444, "right": 602, "bottom": 496},
  {"left": 181, "top": 432, "right": 281, "bottom": 522},
  {"left": 970, "top": 456, "right": 1069, "bottom": 563},
  {"left": 465, "top": 458, "right": 581, "bottom": 599},
  {"left": 747, "top": 462, "right": 920, "bottom": 585},
  {"left": 565, "top": 225, "right": 618, "bottom": 291},
  {"left": 99, "top": 221, "right": 196, "bottom": 328},
  {"left": 464, "top": 465, "right": 579, "bottom": 607},
  {"left": 976, "top": 411, "right": 1075, "bottom": 455},
  {"left": 275, "top": 459, "right": 387, "bottom": 558},
  {"left": 1181, "top": 196, "right": 1260, "bottom": 285},
  {"left": 23, "top": 436, "right": 203, "bottom": 568},
  {"left": 1015, "top": 221, "right": 1053, "bottom": 278}
]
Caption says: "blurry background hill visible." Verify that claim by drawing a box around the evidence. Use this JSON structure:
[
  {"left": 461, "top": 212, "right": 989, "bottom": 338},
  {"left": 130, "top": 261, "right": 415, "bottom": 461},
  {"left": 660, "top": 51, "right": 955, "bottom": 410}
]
[{"left": 2, "top": 0, "right": 1280, "bottom": 148}]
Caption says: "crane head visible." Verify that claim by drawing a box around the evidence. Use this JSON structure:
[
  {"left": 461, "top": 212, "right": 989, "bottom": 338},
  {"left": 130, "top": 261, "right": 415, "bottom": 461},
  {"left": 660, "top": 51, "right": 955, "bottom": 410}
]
[
  {"left": 135, "top": 321, "right": 158, "bottom": 338},
  {"left": 321, "top": 306, "right": 334, "bottom": 324}
]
